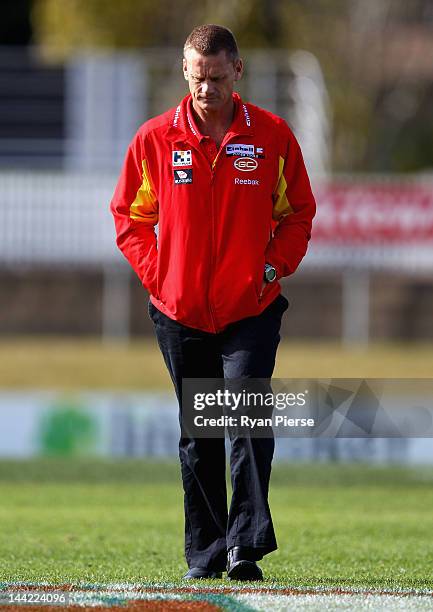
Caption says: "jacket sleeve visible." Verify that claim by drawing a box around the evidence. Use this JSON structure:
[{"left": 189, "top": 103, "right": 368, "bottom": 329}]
[
  {"left": 265, "top": 125, "right": 316, "bottom": 279},
  {"left": 110, "top": 130, "right": 159, "bottom": 297}
]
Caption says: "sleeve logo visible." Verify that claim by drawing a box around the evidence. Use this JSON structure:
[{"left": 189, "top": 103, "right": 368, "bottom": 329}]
[{"left": 172, "top": 150, "right": 192, "bottom": 166}]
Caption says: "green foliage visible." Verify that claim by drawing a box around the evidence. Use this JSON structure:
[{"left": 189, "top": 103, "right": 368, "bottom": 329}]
[
  {"left": 31, "top": 0, "right": 433, "bottom": 173},
  {"left": 31, "top": 0, "right": 350, "bottom": 57},
  {"left": 32, "top": 0, "right": 244, "bottom": 57}
]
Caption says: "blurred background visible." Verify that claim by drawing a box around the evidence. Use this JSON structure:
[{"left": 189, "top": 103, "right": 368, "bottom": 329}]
[{"left": 1, "top": 0, "right": 433, "bottom": 464}]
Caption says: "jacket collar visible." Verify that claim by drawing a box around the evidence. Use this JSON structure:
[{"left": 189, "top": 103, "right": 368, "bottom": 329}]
[{"left": 167, "top": 92, "right": 254, "bottom": 144}]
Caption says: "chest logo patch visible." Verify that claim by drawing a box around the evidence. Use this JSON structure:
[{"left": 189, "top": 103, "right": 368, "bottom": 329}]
[
  {"left": 172, "top": 150, "right": 192, "bottom": 166},
  {"left": 234, "top": 157, "right": 258, "bottom": 172},
  {"left": 174, "top": 169, "right": 193, "bottom": 184},
  {"left": 226, "top": 144, "right": 265, "bottom": 158},
  {"left": 226, "top": 143, "right": 254, "bottom": 157}
]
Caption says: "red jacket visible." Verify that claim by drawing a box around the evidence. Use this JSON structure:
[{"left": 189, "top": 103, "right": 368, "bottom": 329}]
[{"left": 110, "top": 92, "right": 316, "bottom": 333}]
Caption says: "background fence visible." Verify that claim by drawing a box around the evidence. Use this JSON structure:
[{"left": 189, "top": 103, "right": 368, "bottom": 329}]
[
  {"left": 1, "top": 47, "right": 432, "bottom": 344},
  {"left": 1, "top": 170, "right": 432, "bottom": 343}
]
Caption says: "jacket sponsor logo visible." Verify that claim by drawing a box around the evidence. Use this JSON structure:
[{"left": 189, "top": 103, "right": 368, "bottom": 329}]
[
  {"left": 174, "top": 169, "right": 193, "bottom": 184},
  {"left": 172, "top": 150, "right": 192, "bottom": 166},
  {"left": 234, "top": 157, "right": 258, "bottom": 172},
  {"left": 172, "top": 105, "right": 181, "bottom": 127},
  {"left": 226, "top": 143, "right": 254, "bottom": 157},
  {"left": 242, "top": 104, "right": 251, "bottom": 127},
  {"left": 234, "top": 178, "right": 260, "bottom": 185},
  {"left": 226, "top": 144, "right": 265, "bottom": 158},
  {"left": 186, "top": 113, "right": 198, "bottom": 137}
]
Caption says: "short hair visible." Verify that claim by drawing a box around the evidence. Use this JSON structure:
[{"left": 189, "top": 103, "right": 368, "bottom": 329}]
[{"left": 184, "top": 25, "right": 239, "bottom": 62}]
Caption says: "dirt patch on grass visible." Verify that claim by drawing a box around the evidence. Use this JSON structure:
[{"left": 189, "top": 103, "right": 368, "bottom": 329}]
[{"left": 0, "top": 602, "right": 220, "bottom": 611}]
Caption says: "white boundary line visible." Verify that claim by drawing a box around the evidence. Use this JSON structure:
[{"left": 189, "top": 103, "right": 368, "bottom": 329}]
[{"left": 1, "top": 581, "right": 433, "bottom": 597}]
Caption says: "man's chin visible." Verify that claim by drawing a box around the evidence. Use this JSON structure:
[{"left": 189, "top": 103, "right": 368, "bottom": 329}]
[{"left": 198, "top": 99, "right": 220, "bottom": 109}]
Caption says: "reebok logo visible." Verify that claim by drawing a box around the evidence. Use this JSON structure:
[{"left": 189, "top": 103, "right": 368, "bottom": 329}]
[{"left": 234, "top": 178, "right": 260, "bottom": 186}]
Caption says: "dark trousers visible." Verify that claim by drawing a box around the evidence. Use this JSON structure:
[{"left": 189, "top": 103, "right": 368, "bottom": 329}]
[{"left": 148, "top": 293, "right": 289, "bottom": 571}]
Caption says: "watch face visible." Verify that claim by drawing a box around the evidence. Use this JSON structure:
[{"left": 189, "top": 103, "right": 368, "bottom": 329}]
[{"left": 265, "top": 265, "right": 277, "bottom": 282}]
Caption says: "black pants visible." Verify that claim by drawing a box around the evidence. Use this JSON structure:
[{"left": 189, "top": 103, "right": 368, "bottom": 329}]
[{"left": 148, "top": 293, "right": 289, "bottom": 571}]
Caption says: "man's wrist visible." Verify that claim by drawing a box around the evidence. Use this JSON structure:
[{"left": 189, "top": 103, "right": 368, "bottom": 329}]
[{"left": 263, "top": 263, "right": 277, "bottom": 283}]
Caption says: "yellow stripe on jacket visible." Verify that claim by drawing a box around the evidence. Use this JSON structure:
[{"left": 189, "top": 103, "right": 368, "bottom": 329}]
[
  {"left": 130, "top": 159, "right": 158, "bottom": 224},
  {"left": 273, "top": 155, "right": 294, "bottom": 221}
]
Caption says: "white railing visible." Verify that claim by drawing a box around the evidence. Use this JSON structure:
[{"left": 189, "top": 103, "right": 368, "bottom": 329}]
[
  {"left": 0, "top": 170, "right": 119, "bottom": 265},
  {"left": 1, "top": 171, "right": 433, "bottom": 344}
]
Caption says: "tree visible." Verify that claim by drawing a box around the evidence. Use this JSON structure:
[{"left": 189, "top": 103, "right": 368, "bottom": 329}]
[{"left": 32, "top": 0, "right": 433, "bottom": 173}]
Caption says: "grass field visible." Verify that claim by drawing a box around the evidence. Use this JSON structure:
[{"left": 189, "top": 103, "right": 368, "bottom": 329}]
[
  {"left": 1, "top": 340, "right": 433, "bottom": 608},
  {"left": 0, "top": 459, "right": 432, "bottom": 592},
  {"left": 0, "top": 338, "right": 432, "bottom": 389}
]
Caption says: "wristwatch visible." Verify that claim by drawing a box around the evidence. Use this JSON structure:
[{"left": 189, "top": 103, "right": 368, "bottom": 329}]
[{"left": 264, "top": 263, "right": 277, "bottom": 283}]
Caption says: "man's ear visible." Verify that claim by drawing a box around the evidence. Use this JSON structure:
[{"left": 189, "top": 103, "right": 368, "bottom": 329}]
[
  {"left": 233, "top": 58, "right": 244, "bottom": 82},
  {"left": 182, "top": 58, "right": 189, "bottom": 81}
]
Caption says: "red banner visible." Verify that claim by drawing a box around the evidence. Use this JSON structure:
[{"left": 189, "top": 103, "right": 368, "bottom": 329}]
[{"left": 312, "top": 182, "right": 433, "bottom": 243}]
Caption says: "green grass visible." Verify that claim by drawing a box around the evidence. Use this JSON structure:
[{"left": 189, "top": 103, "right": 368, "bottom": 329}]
[
  {"left": 0, "top": 459, "right": 432, "bottom": 590},
  {"left": 0, "top": 338, "right": 432, "bottom": 389},
  {"left": 1, "top": 338, "right": 432, "bottom": 592}
]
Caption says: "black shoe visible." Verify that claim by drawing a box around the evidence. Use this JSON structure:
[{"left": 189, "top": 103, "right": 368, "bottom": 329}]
[
  {"left": 227, "top": 546, "right": 264, "bottom": 581},
  {"left": 182, "top": 567, "right": 223, "bottom": 580}
]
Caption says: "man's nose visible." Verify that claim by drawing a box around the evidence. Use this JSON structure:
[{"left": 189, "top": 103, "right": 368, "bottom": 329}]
[{"left": 201, "top": 81, "right": 210, "bottom": 93}]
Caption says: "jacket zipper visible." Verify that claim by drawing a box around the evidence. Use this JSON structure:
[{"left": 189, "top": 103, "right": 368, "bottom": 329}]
[
  {"left": 208, "top": 166, "right": 218, "bottom": 333},
  {"left": 194, "top": 134, "right": 250, "bottom": 332},
  {"left": 208, "top": 148, "right": 228, "bottom": 332},
  {"left": 207, "top": 135, "right": 251, "bottom": 329}
]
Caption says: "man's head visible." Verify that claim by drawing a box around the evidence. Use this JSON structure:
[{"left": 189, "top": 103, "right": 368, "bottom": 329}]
[{"left": 183, "top": 25, "right": 243, "bottom": 114}]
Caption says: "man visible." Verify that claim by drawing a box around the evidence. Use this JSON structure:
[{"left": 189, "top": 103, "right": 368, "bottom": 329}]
[{"left": 110, "top": 24, "right": 316, "bottom": 581}]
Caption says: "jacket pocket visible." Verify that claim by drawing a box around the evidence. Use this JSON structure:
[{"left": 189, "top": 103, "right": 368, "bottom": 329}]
[
  {"left": 258, "top": 281, "right": 273, "bottom": 303},
  {"left": 257, "top": 230, "right": 274, "bottom": 302},
  {"left": 147, "top": 298, "right": 157, "bottom": 322},
  {"left": 255, "top": 255, "right": 271, "bottom": 303},
  {"left": 143, "top": 255, "right": 159, "bottom": 300}
]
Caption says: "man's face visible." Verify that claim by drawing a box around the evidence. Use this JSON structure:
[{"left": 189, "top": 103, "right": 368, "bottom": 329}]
[{"left": 183, "top": 48, "right": 243, "bottom": 113}]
